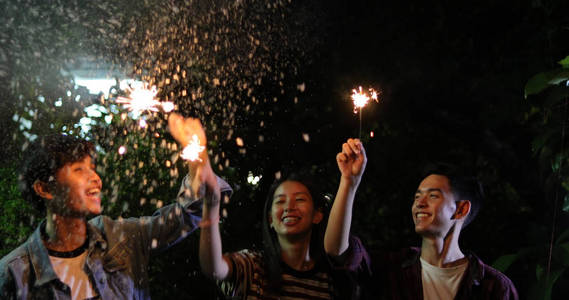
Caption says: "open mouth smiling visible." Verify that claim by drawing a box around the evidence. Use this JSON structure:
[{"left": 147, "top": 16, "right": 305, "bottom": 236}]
[{"left": 282, "top": 215, "right": 301, "bottom": 225}]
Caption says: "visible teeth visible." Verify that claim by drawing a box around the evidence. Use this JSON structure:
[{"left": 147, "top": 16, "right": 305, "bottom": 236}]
[
  {"left": 283, "top": 216, "right": 300, "bottom": 222},
  {"left": 416, "top": 213, "right": 429, "bottom": 218},
  {"left": 87, "top": 189, "right": 100, "bottom": 195}
]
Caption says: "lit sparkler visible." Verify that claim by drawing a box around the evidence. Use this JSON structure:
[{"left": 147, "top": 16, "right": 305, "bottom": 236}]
[
  {"left": 180, "top": 134, "right": 206, "bottom": 162},
  {"left": 351, "top": 86, "right": 379, "bottom": 138},
  {"left": 116, "top": 84, "right": 205, "bottom": 163},
  {"left": 116, "top": 85, "right": 175, "bottom": 115}
]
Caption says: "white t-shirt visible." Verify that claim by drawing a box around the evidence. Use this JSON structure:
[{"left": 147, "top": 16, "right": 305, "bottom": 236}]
[
  {"left": 420, "top": 257, "right": 468, "bottom": 300},
  {"left": 49, "top": 251, "right": 98, "bottom": 300}
]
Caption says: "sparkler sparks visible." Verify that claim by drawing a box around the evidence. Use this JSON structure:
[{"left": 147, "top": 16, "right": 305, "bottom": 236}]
[
  {"left": 180, "top": 134, "right": 206, "bottom": 162},
  {"left": 351, "top": 86, "right": 378, "bottom": 113},
  {"left": 116, "top": 85, "right": 175, "bottom": 114},
  {"left": 350, "top": 86, "right": 380, "bottom": 138}
]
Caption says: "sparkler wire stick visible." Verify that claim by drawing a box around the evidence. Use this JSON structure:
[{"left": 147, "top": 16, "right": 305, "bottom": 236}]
[{"left": 359, "top": 106, "right": 363, "bottom": 139}]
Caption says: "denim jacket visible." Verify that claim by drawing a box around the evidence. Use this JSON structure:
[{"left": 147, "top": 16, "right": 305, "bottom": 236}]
[{"left": 0, "top": 176, "right": 232, "bottom": 299}]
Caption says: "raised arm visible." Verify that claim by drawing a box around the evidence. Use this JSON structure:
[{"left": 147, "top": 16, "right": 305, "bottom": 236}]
[
  {"left": 324, "top": 138, "right": 367, "bottom": 256},
  {"left": 168, "top": 113, "right": 231, "bottom": 280}
]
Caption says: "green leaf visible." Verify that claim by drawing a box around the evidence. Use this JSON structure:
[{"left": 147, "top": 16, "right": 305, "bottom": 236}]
[
  {"left": 492, "top": 253, "right": 518, "bottom": 272},
  {"left": 536, "top": 264, "right": 544, "bottom": 280},
  {"left": 557, "top": 228, "right": 569, "bottom": 244},
  {"left": 559, "top": 55, "right": 569, "bottom": 68},
  {"left": 544, "top": 86, "right": 569, "bottom": 108},
  {"left": 525, "top": 69, "right": 569, "bottom": 98},
  {"left": 532, "top": 268, "right": 566, "bottom": 300},
  {"left": 531, "top": 130, "right": 555, "bottom": 154},
  {"left": 526, "top": 73, "right": 550, "bottom": 98},
  {"left": 563, "top": 193, "right": 569, "bottom": 212}
]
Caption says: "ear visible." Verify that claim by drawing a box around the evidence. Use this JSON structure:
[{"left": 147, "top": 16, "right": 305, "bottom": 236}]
[
  {"left": 33, "top": 180, "right": 54, "bottom": 200},
  {"left": 453, "top": 200, "right": 471, "bottom": 221},
  {"left": 268, "top": 214, "right": 274, "bottom": 229},
  {"left": 312, "top": 209, "right": 324, "bottom": 225}
]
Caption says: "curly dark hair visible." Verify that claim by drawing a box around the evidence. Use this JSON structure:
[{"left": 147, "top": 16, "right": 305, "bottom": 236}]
[
  {"left": 261, "top": 171, "right": 331, "bottom": 291},
  {"left": 19, "top": 134, "right": 95, "bottom": 212}
]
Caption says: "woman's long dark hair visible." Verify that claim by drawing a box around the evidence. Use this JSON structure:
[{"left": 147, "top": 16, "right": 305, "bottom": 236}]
[{"left": 261, "top": 171, "right": 331, "bottom": 291}]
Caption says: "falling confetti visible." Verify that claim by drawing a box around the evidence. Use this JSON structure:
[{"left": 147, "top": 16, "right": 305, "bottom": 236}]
[{"left": 118, "top": 145, "right": 127, "bottom": 155}]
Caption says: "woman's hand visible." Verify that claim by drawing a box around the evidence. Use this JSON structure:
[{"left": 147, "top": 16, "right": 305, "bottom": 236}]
[{"left": 336, "top": 138, "right": 367, "bottom": 187}]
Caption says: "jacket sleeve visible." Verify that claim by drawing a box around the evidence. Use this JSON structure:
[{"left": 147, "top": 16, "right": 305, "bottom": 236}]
[
  {"left": 0, "top": 264, "right": 18, "bottom": 299},
  {"left": 123, "top": 175, "right": 232, "bottom": 256},
  {"left": 328, "top": 236, "right": 371, "bottom": 274}
]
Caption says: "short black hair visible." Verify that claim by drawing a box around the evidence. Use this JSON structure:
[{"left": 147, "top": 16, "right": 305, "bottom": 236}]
[
  {"left": 261, "top": 171, "right": 331, "bottom": 291},
  {"left": 19, "top": 134, "right": 95, "bottom": 212},
  {"left": 421, "top": 162, "right": 483, "bottom": 228}
]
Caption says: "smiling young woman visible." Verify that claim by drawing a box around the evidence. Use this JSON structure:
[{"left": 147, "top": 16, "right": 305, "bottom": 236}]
[{"left": 196, "top": 134, "right": 372, "bottom": 300}]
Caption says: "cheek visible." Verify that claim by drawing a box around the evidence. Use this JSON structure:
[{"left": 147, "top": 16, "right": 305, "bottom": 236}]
[
  {"left": 270, "top": 206, "right": 280, "bottom": 220},
  {"left": 439, "top": 203, "right": 456, "bottom": 219}
]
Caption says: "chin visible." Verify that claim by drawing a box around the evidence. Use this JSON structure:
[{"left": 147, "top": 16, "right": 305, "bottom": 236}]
[{"left": 414, "top": 226, "right": 430, "bottom": 235}]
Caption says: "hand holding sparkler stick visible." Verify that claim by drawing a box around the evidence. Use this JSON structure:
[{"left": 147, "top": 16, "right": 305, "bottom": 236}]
[
  {"left": 336, "top": 138, "right": 367, "bottom": 188},
  {"left": 168, "top": 113, "right": 219, "bottom": 203}
]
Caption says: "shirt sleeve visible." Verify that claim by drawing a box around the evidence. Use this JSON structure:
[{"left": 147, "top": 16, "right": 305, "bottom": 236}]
[
  {"left": 135, "top": 175, "right": 232, "bottom": 255},
  {"left": 329, "top": 236, "right": 371, "bottom": 273},
  {"left": 176, "top": 174, "right": 233, "bottom": 210},
  {"left": 220, "top": 250, "right": 261, "bottom": 299}
]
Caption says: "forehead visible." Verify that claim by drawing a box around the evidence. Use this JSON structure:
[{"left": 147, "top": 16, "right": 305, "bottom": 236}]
[
  {"left": 273, "top": 181, "right": 311, "bottom": 198},
  {"left": 59, "top": 155, "right": 93, "bottom": 170},
  {"left": 417, "top": 174, "right": 451, "bottom": 193}
]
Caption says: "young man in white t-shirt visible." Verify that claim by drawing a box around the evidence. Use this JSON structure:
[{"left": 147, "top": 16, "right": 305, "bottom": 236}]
[
  {"left": 377, "top": 164, "right": 518, "bottom": 300},
  {"left": 0, "top": 114, "right": 231, "bottom": 299}
]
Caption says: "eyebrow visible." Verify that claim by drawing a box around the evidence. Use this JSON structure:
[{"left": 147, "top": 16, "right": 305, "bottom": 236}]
[
  {"left": 273, "top": 192, "right": 310, "bottom": 199},
  {"left": 415, "top": 188, "right": 443, "bottom": 194}
]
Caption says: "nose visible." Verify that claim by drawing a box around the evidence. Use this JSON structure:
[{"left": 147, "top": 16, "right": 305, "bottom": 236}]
[
  {"left": 284, "top": 198, "right": 297, "bottom": 212},
  {"left": 89, "top": 169, "right": 102, "bottom": 186},
  {"left": 414, "top": 195, "right": 427, "bottom": 208}
]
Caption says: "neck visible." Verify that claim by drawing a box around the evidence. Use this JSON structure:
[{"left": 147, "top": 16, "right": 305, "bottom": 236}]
[
  {"left": 278, "top": 233, "right": 314, "bottom": 271},
  {"left": 420, "top": 226, "right": 466, "bottom": 267},
  {"left": 44, "top": 210, "right": 88, "bottom": 252}
]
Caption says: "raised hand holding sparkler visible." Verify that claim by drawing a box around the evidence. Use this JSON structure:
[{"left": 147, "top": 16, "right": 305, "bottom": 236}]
[
  {"left": 168, "top": 113, "right": 218, "bottom": 202},
  {"left": 168, "top": 113, "right": 208, "bottom": 162}
]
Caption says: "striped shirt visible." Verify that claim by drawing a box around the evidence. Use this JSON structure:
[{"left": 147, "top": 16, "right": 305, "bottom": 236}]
[{"left": 221, "top": 250, "right": 333, "bottom": 300}]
